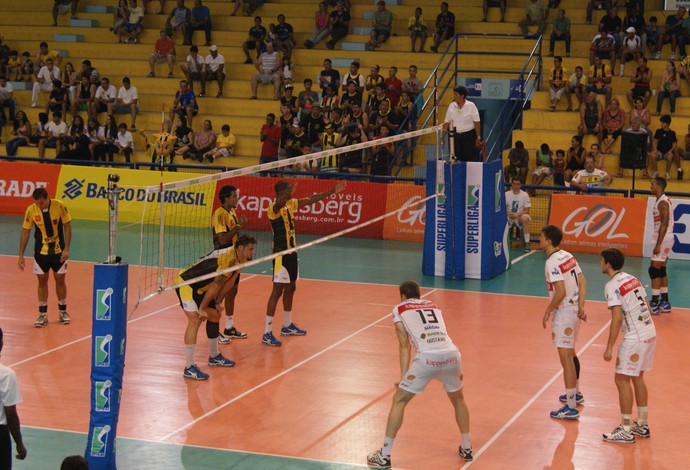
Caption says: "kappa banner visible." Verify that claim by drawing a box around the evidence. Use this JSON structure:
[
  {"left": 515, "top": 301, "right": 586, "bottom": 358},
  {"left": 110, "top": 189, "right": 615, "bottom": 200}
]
[
  {"left": 548, "top": 194, "right": 647, "bottom": 256},
  {"left": 0, "top": 162, "right": 61, "bottom": 214}
]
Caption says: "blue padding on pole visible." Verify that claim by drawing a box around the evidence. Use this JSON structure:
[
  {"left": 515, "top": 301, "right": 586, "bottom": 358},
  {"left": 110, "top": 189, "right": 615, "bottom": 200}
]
[{"left": 447, "top": 162, "right": 466, "bottom": 279}]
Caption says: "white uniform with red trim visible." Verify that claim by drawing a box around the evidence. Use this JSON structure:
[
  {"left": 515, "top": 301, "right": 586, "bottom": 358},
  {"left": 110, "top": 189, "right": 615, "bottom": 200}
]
[
  {"left": 544, "top": 249, "right": 583, "bottom": 348},
  {"left": 651, "top": 194, "right": 674, "bottom": 262}
]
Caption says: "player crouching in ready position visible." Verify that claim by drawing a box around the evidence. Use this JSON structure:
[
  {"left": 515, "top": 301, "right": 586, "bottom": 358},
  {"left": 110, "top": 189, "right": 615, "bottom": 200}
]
[
  {"left": 367, "top": 280, "right": 472, "bottom": 468},
  {"left": 600, "top": 248, "right": 656, "bottom": 443},
  {"left": 540, "top": 225, "right": 587, "bottom": 420},
  {"left": 176, "top": 235, "right": 257, "bottom": 380}
]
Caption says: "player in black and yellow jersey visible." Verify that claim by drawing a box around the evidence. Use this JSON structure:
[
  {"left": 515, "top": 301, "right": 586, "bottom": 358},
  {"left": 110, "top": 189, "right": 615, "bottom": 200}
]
[
  {"left": 212, "top": 185, "right": 250, "bottom": 343},
  {"left": 18, "top": 188, "right": 72, "bottom": 328},
  {"left": 175, "top": 234, "right": 257, "bottom": 380},
  {"left": 262, "top": 179, "right": 346, "bottom": 347}
]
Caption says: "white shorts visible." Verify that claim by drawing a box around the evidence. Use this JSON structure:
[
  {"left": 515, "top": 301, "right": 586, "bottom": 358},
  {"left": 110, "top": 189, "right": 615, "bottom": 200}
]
[
  {"left": 650, "top": 236, "right": 674, "bottom": 263},
  {"left": 508, "top": 214, "right": 531, "bottom": 228},
  {"left": 214, "top": 147, "right": 232, "bottom": 157},
  {"left": 533, "top": 167, "right": 553, "bottom": 177},
  {"left": 551, "top": 306, "right": 580, "bottom": 348},
  {"left": 399, "top": 350, "right": 463, "bottom": 394},
  {"left": 549, "top": 87, "right": 566, "bottom": 101},
  {"left": 57, "top": 3, "right": 72, "bottom": 14},
  {"left": 272, "top": 253, "right": 298, "bottom": 284},
  {"left": 616, "top": 337, "right": 656, "bottom": 377}
]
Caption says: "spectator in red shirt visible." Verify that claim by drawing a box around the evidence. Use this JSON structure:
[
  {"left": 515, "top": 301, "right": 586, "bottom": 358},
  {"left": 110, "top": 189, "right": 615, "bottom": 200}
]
[
  {"left": 148, "top": 29, "right": 176, "bottom": 78},
  {"left": 260, "top": 112, "right": 282, "bottom": 164},
  {"left": 385, "top": 66, "right": 402, "bottom": 107}
]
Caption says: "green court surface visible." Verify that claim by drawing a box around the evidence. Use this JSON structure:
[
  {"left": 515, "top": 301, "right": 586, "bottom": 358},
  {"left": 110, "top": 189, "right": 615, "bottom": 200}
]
[{"left": 1, "top": 215, "right": 688, "bottom": 469}]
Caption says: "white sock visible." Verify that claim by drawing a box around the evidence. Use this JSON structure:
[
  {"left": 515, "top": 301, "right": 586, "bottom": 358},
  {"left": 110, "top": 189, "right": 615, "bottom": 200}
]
[
  {"left": 523, "top": 232, "right": 530, "bottom": 244},
  {"left": 461, "top": 433, "right": 471, "bottom": 449},
  {"left": 637, "top": 406, "right": 648, "bottom": 426},
  {"left": 283, "top": 310, "right": 292, "bottom": 328},
  {"left": 225, "top": 315, "right": 234, "bottom": 330},
  {"left": 576, "top": 380, "right": 580, "bottom": 394},
  {"left": 619, "top": 64, "right": 624, "bottom": 74},
  {"left": 208, "top": 338, "right": 219, "bottom": 358},
  {"left": 621, "top": 414, "right": 632, "bottom": 432},
  {"left": 381, "top": 437, "right": 394, "bottom": 457},
  {"left": 566, "top": 387, "right": 577, "bottom": 409},
  {"left": 264, "top": 316, "right": 273, "bottom": 334},
  {"left": 185, "top": 345, "right": 195, "bottom": 368}
]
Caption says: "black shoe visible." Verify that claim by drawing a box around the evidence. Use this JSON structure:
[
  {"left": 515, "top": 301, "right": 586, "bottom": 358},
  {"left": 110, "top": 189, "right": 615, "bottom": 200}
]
[
  {"left": 244, "top": 58, "right": 252, "bottom": 64},
  {"left": 304, "top": 40, "right": 314, "bottom": 49},
  {"left": 223, "top": 327, "right": 248, "bottom": 339},
  {"left": 678, "top": 169, "right": 684, "bottom": 180}
]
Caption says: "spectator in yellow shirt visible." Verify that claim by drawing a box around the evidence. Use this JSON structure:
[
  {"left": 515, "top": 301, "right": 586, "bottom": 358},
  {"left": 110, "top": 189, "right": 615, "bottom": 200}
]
[
  {"left": 203, "top": 123, "right": 236, "bottom": 162},
  {"left": 408, "top": 7, "right": 428, "bottom": 53}
]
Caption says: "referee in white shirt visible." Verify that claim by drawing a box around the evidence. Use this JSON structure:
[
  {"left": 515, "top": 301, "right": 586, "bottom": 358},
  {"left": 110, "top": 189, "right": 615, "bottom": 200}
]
[
  {"left": 0, "top": 329, "right": 27, "bottom": 467},
  {"left": 443, "top": 86, "right": 482, "bottom": 162}
]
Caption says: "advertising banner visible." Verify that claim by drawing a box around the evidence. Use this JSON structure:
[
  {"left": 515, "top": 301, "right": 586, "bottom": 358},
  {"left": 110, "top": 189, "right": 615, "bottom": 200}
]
[
  {"left": 643, "top": 197, "right": 690, "bottom": 260},
  {"left": 382, "top": 184, "right": 426, "bottom": 242},
  {"left": 423, "top": 160, "right": 449, "bottom": 276},
  {"left": 548, "top": 194, "right": 647, "bottom": 256},
  {"left": 0, "top": 162, "right": 62, "bottom": 214}
]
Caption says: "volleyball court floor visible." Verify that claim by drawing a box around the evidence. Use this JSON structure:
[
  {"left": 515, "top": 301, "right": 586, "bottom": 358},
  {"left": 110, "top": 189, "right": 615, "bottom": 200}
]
[{"left": 0, "top": 216, "right": 689, "bottom": 469}]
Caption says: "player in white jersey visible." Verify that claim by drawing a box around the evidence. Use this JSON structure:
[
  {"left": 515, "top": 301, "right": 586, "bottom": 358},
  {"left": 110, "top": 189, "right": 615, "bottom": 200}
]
[
  {"left": 540, "top": 225, "right": 587, "bottom": 420},
  {"left": 367, "top": 281, "right": 472, "bottom": 468},
  {"left": 600, "top": 248, "right": 656, "bottom": 443},
  {"left": 648, "top": 176, "right": 674, "bottom": 314},
  {"left": 505, "top": 177, "right": 532, "bottom": 252}
]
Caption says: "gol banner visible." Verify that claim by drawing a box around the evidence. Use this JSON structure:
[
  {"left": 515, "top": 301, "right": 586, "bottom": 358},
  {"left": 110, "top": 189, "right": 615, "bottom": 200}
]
[
  {"left": 382, "top": 184, "right": 426, "bottom": 242},
  {"left": 548, "top": 194, "right": 647, "bottom": 256}
]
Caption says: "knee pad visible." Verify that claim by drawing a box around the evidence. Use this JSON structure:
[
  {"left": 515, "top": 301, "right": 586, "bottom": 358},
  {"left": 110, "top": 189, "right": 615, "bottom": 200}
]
[
  {"left": 206, "top": 320, "right": 219, "bottom": 339},
  {"left": 648, "top": 266, "right": 661, "bottom": 279},
  {"left": 659, "top": 267, "right": 667, "bottom": 278},
  {"left": 573, "top": 355, "right": 581, "bottom": 379}
]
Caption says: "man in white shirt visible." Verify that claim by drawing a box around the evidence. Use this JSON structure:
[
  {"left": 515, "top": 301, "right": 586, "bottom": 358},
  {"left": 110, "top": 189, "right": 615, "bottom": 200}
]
[
  {"left": 115, "top": 122, "right": 134, "bottom": 162},
  {"left": 570, "top": 154, "right": 613, "bottom": 193},
  {"left": 600, "top": 248, "right": 656, "bottom": 443},
  {"left": 506, "top": 177, "right": 532, "bottom": 252},
  {"left": 31, "top": 58, "right": 61, "bottom": 108},
  {"left": 94, "top": 77, "right": 118, "bottom": 115},
  {"left": 366, "top": 281, "right": 473, "bottom": 468},
  {"left": 38, "top": 111, "right": 68, "bottom": 158},
  {"left": 0, "top": 329, "right": 27, "bottom": 467},
  {"left": 113, "top": 76, "right": 139, "bottom": 130},
  {"left": 200, "top": 44, "right": 225, "bottom": 98},
  {"left": 341, "top": 61, "right": 365, "bottom": 94},
  {"left": 120, "top": 0, "right": 145, "bottom": 43},
  {"left": 180, "top": 44, "right": 205, "bottom": 91},
  {"left": 443, "top": 85, "right": 481, "bottom": 162},
  {"left": 0, "top": 76, "right": 15, "bottom": 124}
]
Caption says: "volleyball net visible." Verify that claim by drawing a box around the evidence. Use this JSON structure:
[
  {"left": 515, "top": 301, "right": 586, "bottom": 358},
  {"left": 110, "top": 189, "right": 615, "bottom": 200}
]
[{"left": 134, "top": 124, "right": 444, "bottom": 304}]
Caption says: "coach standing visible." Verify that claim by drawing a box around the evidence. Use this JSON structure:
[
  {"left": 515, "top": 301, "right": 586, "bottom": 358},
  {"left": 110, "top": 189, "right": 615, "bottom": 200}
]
[{"left": 443, "top": 85, "right": 482, "bottom": 162}]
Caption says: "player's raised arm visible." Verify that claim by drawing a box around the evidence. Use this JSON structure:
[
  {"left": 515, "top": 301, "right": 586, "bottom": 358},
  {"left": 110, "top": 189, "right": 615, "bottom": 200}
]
[{"left": 297, "top": 181, "right": 346, "bottom": 208}]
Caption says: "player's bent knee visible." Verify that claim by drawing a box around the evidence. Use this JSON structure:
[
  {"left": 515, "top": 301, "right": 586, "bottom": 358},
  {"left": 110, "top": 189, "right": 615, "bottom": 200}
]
[
  {"left": 648, "top": 266, "right": 661, "bottom": 279},
  {"left": 659, "top": 267, "right": 667, "bottom": 278}
]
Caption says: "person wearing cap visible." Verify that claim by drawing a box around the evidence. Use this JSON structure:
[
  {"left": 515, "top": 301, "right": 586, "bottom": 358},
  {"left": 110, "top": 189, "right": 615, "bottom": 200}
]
[
  {"left": 114, "top": 76, "right": 139, "bottom": 130},
  {"left": 621, "top": 5, "right": 646, "bottom": 55},
  {"left": 620, "top": 27, "right": 642, "bottom": 77},
  {"left": 369, "top": 1, "right": 393, "bottom": 50},
  {"left": 250, "top": 42, "right": 282, "bottom": 100},
  {"left": 326, "top": 1, "right": 351, "bottom": 50},
  {"left": 148, "top": 29, "right": 176, "bottom": 78},
  {"left": 548, "top": 8, "right": 571, "bottom": 57},
  {"left": 200, "top": 45, "right": 225, "bottom": 98},
  {"left": 180, "top": 45, "right": 205, "bottom": 92},
  {"left": 188, "top": 0, "right": 212, "bottom": 46},
  {"left": 430, "top": 2, "right": 455, "bottom": 54},
  {"left": 280, "top": 84, "right": 299, "bottom": 114},
  {"left": 443, "top": 85, "right": 481, "bottom": 162}
]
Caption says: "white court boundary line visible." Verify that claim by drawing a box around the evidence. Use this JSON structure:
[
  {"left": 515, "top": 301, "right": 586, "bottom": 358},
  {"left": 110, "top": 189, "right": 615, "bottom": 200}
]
[
  {"left": 461, "top": 319, "right": 612, "bottom": 469},
  {"left": 157, "top": 288, "right": 437, "bottom": 443}
]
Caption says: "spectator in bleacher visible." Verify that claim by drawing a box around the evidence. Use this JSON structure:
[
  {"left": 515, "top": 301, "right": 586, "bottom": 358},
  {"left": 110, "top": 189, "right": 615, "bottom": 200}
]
[
  {"left": 369, "top": 1, "right": 393, "bottom": 51},
  {"left": 655, "top": 7, "right": 685, "bottom": 60},
  {"left": 229, "top": 0, "right": 245, "bottom": 17},
  {"left": 430, "top": 2, "right": 455, "bottom": 53},
  {"left": 656, "top": 61, "right": 681, "bottom": 115},
  {"left": 52, "top": 0, "right": 79, "bottom": 26},
  {"left": 57, "top": 115, "right": 90, "bottom": 160},
  {"left": 119, "top": 0, "right": 144, "bottom": 44},
  {"left": 619, "top": 27, "right": 642, "bottom": 77},
  {"left": 482, "top": 0, "right": 506, "bottom": 23},
  {"left": 321, "top": 83, "right": 339, "bottom": 120},
  {"left": 259, "top": 112, "right": 281, "bottom": 164},
  {"left": 241, "top": 16, "right": 267, "bottom": 64},
  {"left": 518, "top": 0, "right": 548, "bottom": 39},
  {"left": 73, "top": 74, "right": 95, "bottom": 119},
  {"left": 94, "top": 77, "right": 117, "bottom": 115},
  {"left": 402, "top": 64, "right": 423, "bottom": 102},
  {"left": 185, "top": 119, "right": 216, "bottom": 161},
  {"left": 369, "top": 99, "right": 400, "bottom": 138},
  {"left": 622, "top": 116, "right": 651, "bottom": 178},
  {"left": 180, "top": 45, "right": 204, "bottom": 91},
  {"left": 38, "top": 111, "right": 67, "bottom": 158},
  {"left": 622, "top": 5, "right": 646, "bottom": 53},
  {"left": 166, "top": 0, "right": 191, "bottom": 45},
  {"left": 396, "top": 90, "right": 413, "bottom": 129},
  {"left": 443, "top": 85, "right": 481, "bottom": 162},
  {"left": 250, "top": 42, "right": 282, "bottom": 100},
  {"left": 585, "top": 0, "right": 610, "bottom": 25},
  {"left": 148, "top": 30, "right": 176, "bottom": 78},
  {"left": 408, "top": 7, "right": 428, "bottom": 53},
  {"left": 284, "top": 119, "right": 310, "bottom": 158},
  {"left": 570, "top": 154, "right": 612, "bottom": 193},
  {"left": 367, "top": 83, "right": 390, "bottom": 116},
  {"left": 203, "top": 123, "right": 235, "bottom": 162},
  {"left": 320, "top": 122, "right": 339, "bottom": 171},
  {"left": 587, "top": 56, "right": 612, "bottom": 105},
  {"left": 385, "top": 66, "right": 402, "bottom": 108},
  {"left": 281, "top": 56, "right": 293, "bottom": 86},
  {"left": 86, "top": 117, "right": 101, "bottom": 159},
  {"left": 340, "top": 79, "right": 362, "bottom": 112},
  {"left": 601, "top": 98, "right": 626, "bottom": 157},
  {"left": 46, "top": 80, "right": 69, "bottom": 117},
  {"left": 651, "top": 114, "right": 681, "bottom": 180},
  {"left": 599, "top": 6, "right": 622, "bottom": 51},
  {"left": 330, "top": 107, "right": 344, "bottom": 132},
  {"left": 682, "top": 123, "right": 690, "bottom": 164},
  {"left": 548, "top": 56, "right": 567, "bottom": 112},
  {"left": 504, "top": 140, "right": 529, "bottom": 184},
  {"left": 113, "top": 76, "right": 138, "bottom": 130},
  {"left": 590, "top": 30, "right": 616, "bottom": 70},
  {"left": 298, "top": 78, "right": 320, "bottom": 117},
  {"left": 281, "top": 84, "right": 298, "bottom": 114},
  {"left": 143, "top": 0, "right": 164, "bottom": 14},
  {"left": 579, "top": 91, "right": 603, "bottom": 147},
  {"left": 301, "top": 102, "right": 326, "bottom": 151},
  {"left": 80, "top": 59, "right": 100, "bottom": 86},
  {"left": 626, "top": 56, "right": 652, "bottom": 107},
  {"left": 170, "top": 79, "right": 198, "bottom": 127},
  {"left": 112, "top": 0, "right": 129, "bottom": 37},
  {"left": 319, "top": 58, "right": 340, "bottom": 97},
  {"left": 18, "top": 52, "right": 34, "bottom": 82},
  {"left": 646, "top": 16, "right": 660, "bottom": 56},
  {"left": 274, "top": 14, "right": 296, "bottom": 60},
  {"left": 505, "top": 177, "right": 532, "bottom": 252},
  {"left": 0, "top": 75, "right": 16, "bottom": 125},
  {"left": 325, "top": 1, "right": 351, "bottom": 50},
  {"left": 28, "top": 112, "right": 49, "bottom": 147},
  {"left": 365, "top": 65, "right": 384, "bottom": 103},
  {"left": 114, "top": 122, "right": 133, "bottom": 162},
  {"left": 589, "top": 141, "right": 605, "bottom": 170},
  {"left": 94, "top": 114, "right": 118, "bottom": 162},
  {"left": 61, "top": 62, "right": 78, "bottom": 105},
  {"left": 36, "top": 42, "right": 62, "bottom": 69},
  {"left": 337, "top": 122, "right": 367, "bottom": 172},
  {"left": 565, "top": 135, "right": 585, "bottom": 182},
  {"left": 188, "top": 0, "right": 212, "bottom": 46},
  {"left": 305, "top": 2, "right": 330, "bottom": 49},
  {"left": 630, "top": 96, "right": 652, "bottom": 137},
  {"left": 552, "top": 149, "right": 565, "bottom": 186},
  {"left": 277, "top": 104, "right": 295, "bottom": 159},
  {"left": 171, "top": 115, "right": 193, "bottom": 159},
  {"left": 199, "top": 44, "right": 225, "bottom": 98},
  {"left": 5, "top": 111, "right": 32, "bottom": 156},
  {"left": 369, "top": 124, "right": 394, "bottom": 176},
  {"left": 548, "top": 9, "right": 571, "bottom": 57},
  {"left": 345, "top": 101, "right": 369, "bottom": 131},
  {"left": 31, "top": 58, "right": 61, "bottom": 108},
  {"left": 341, "top": 61, "right": 364, "bottom": 94}
]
